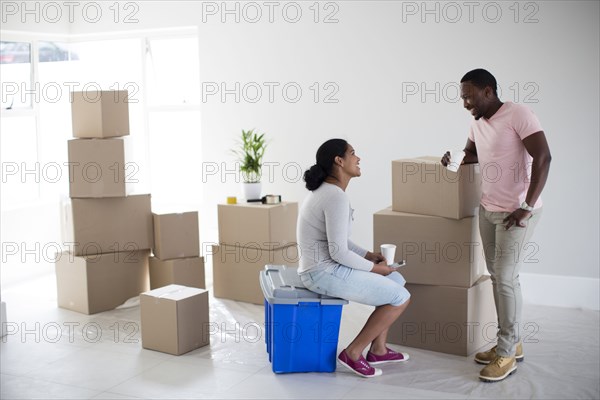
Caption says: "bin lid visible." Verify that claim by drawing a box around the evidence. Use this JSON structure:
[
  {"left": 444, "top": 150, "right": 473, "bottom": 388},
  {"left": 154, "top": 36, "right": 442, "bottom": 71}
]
[{"left": 259, "top": 265, "right": 348, "bottom": 305}]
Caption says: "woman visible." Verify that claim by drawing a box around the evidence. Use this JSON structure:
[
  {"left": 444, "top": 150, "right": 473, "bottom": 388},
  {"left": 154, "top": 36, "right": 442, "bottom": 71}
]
[{"left": 297, "top": 138, "right": 411, "bottom": 378}]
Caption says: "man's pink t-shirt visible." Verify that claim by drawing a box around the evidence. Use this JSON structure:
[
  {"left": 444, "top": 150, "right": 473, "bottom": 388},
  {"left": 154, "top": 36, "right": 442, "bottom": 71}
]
[{"left": 468, "top": 102, "right": 544, "bottom": 213}]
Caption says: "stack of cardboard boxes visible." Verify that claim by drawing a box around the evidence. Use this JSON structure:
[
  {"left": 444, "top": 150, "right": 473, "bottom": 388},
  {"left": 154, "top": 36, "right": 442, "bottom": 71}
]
[
  {"left": 56, "top": 90, "right": 153, "bottom": 315},
  {"left": 149, "top": 211, "right": 205, "bottom": 289},
  {"left": 54, "top": 90, "right": 209, "bottom": 355},
  {"left": 141, "top": 212, "right": 208, "bottom": 356},
  {"left": 373, "top": 156, "right": 497, "bottom": 356},
  {"left": 212, "top": 202, "right": 300, "bottom": 304}
]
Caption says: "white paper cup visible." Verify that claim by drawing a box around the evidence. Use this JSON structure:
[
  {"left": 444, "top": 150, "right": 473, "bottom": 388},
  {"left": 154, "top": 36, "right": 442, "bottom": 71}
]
[
  {"left": 447, "top": 149, "right": 466, "bottom": 173},
  {"left": 380, "top": 244, "right": 396, "bottom": 266}
]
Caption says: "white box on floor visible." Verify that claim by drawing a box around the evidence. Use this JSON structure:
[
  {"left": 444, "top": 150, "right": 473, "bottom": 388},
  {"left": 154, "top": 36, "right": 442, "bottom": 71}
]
[
  {"left": 387, "top": 276, "right": 497, "bottom": 356},
  {"left": 141, "top": 284, "right": 209, "bottom": 355}
]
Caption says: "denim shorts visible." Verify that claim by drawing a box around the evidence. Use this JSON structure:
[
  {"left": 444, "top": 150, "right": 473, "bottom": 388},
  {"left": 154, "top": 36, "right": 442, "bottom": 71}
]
[{"left": 300, "top": 265, "right": 411, "bottom": 307}]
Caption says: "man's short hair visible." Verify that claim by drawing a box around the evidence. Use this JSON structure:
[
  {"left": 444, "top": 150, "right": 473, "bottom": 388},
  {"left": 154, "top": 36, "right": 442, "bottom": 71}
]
[{"left": 461, "top": 69, "right": 498, "bottom": 97}]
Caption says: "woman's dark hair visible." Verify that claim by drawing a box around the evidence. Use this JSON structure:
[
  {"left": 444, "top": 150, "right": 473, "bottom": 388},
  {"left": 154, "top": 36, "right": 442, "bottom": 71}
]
[
  {"left": 303, "top": 138, "right": 348, "bottom": 191},
  {"left": 460, "top": 68, "right": 498, "bottom": 97}
]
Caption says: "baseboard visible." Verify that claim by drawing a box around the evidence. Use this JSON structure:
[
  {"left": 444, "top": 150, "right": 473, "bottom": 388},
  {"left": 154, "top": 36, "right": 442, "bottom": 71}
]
[{"left": 520, "top": 273, "right": 600, "bottom": 311}]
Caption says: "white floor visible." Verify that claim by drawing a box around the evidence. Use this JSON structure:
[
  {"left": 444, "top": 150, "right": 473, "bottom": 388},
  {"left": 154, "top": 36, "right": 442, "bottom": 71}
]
[{"left": 1, "top": 264, "right": 599, "bottom": 400}]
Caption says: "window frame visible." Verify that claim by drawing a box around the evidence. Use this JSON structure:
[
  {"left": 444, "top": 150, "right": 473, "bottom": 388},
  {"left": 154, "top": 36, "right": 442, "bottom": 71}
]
[{"left": 0, "top": 27, "right": 201, "bottom": 211}]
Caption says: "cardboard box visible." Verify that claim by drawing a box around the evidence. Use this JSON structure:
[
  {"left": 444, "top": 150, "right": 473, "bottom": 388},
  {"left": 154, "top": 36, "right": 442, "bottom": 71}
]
[
  {"left": 55, "top": 250, "right": 150, "bottom": 315},
  {"left": 152, "top": 212, "right": 200, "bottom": 260},
  {"left": 68, "top": 138, "right": 128, "bottom": 198},
  {"left": 71, "top": 90, "right": 130, "bottom": 138},
  {"left": 373, "top": 207, "right": 485, "bottom": 287},
  {"left": 218, "top": 202, "right": 298, "bottom": 250},
  {"left": 392, "top": 156, "right": 481, "bottom": 219},
  {"left": 63, "top": 194, "right": 153, "bottom": 256},
  {"left": 212, "top": 244, "right": 299, "bottom": 305},
  {"left": 149, "top": 256, "right": 205, "bottom": 290},
  {"left": 388, "top": 276, "right": 497, "bottom": 356},
  {"left": 141, "top": 284, "right": 209, "bottom": 355}
]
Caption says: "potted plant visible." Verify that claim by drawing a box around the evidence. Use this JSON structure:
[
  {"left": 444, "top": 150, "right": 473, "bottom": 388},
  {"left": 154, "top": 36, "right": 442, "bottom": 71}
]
[{"left": 232, "top": 129, "right": 267, "bottom": 200}]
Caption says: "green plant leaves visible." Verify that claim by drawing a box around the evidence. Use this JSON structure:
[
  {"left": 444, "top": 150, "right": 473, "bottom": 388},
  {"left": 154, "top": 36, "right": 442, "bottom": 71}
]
[{"left": 233, "top": 129, "right": 267, "bottom": 183}]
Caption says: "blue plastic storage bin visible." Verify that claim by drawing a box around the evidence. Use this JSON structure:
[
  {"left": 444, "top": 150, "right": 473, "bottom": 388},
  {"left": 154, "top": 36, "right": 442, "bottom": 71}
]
[{"left": 260, "top": 265, "right": 348, "bottom": 373}]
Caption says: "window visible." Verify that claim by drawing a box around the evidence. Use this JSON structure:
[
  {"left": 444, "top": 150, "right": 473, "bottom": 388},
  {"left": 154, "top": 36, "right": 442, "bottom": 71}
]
[
  {"left": 146, "top": 36, "right": 200, "bottom": 106},
  {"left": 0, "top": 116, "right": 38, "bottom": 207},
  {"left": 0, "top": 31, "right": 201, "bottom": 210},
  {"left": 0, "top": 41, "right": 32, "bottom": 110},
  {"left": 38, "top": 41, "right": 78, "bottom": 63}
]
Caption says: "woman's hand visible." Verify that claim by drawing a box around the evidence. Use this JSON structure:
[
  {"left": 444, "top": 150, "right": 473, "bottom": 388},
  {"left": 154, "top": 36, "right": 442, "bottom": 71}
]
[
  {"left": 371, "top": 260, "right": 394, "bottom": 276},
  {"left": 365, "top": 251, "right": 386, "bottom": 264}
]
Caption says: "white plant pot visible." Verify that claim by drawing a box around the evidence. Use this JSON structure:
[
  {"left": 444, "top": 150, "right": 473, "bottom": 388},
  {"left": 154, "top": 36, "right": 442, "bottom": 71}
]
[{"left": 242, "top": 182, "right": 262, "bottom": 200}]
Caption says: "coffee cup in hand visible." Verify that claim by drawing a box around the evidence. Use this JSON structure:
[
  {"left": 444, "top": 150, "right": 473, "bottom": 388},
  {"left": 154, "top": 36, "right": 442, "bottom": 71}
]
[{"left": 380, "top": 244, "right": 396, "bottom": 266}]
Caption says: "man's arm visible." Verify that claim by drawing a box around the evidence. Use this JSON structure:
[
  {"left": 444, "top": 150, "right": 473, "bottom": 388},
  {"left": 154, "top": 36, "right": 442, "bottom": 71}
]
[
  {"left": 503, "top": 131, "right": 551, "bottom": 229},
  {"left": 462, "top": 138, "right": 478, "bottom": 164},
  {"left": 522, "top": 131, "right": 552, "bottom": 207}
]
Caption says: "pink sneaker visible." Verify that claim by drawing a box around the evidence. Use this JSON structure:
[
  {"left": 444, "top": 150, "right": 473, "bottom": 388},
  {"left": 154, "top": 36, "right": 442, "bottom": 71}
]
[
  {"left": 366, "top": 347, "right": 410, "bottom": 365},
  {"left": 338, "top": 349, "right": 382, "bottom": 378}
]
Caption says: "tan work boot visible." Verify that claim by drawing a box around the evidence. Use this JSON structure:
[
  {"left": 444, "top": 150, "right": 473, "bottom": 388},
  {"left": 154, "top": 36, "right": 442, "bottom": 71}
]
[
  {"left": 474, "top": 342, "right": 524, "bottom": 365},
  {"left": 479, "top": 356, "right": 517, "bottom": 382}
]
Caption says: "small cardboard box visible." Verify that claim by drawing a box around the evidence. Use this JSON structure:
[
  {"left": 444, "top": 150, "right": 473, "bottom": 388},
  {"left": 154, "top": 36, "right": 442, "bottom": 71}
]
[
  {"left": 71, "top": 90, "right": 129, "bottom": 138},
  {"left": 373, "top": 207, "right": 485, "bottom": 287},
  {"left": 63, "top": 194, "right": 153, "bottom": 256},
  {"left": 152, "top": 212, "right": 200, "bottom": 260},
  {"left": 388, "top": 276, "right": 497, "bottom": 356},
  {"left": 141, "top": 284, "right": 209, "bottom": 355},
  {"left": 149, "top": 256, "right": 205, "bottom": 290},
  {"left": 218, "top": 202, "right": 298, "bottom": 250},
  {"left": 392, "top": 157, "right": 481, "bottom": 219},
  {"left": 212, "top": 244, "right": 299, "bottom": 305},
  {"left": 55, "top": 250, "right": 150, "bottom": 315},
  {"left": 68, "top": 138, "right": 129, "bottom": 198}
]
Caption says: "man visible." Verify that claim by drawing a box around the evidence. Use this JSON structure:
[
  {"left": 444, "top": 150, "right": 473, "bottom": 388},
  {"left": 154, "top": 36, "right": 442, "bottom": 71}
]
[{"left": 441, "top": 69, "right": 551, "bottom": 382}]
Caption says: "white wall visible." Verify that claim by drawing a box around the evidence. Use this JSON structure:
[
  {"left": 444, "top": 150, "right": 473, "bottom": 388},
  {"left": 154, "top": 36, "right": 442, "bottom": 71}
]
[
  {"left": 3, "top": 1, "right": 599, "bottom": 306},
  {"left": 0, "top": 0, "right": 70, "bottom": 34},
  {"left": 194, "top": 1, "right": 600, "bottom": 283}
]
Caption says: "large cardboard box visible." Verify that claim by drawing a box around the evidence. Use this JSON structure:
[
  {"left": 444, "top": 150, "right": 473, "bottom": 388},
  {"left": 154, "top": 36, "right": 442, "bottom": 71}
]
[
  {"left": 68, "top": 138, "right": 128, "bottom": 198},
  {"left": 392, "top": 157, "right": 481, "bottom": 219},
  {"left": 55, "top": 250, "right": 150, "bottom": 315},
  {"left": 373, "top": 207, "right": 485, "bottom": 287},
  {"left": 141, "top": 284, "right": 209, "bottom": 355},
  {"left": 63, "top": 194, "right": 153, "bottom": 256},
  {"left": 71, "top": 90, "right": 129, "bottom": 138},
  {"left": 388, "top": 276, "right": 497, "bottom": 356},
  {"left": 152, "top": 212, "right": 200, "bottom": 260},
  {"left": 218, "top": 202, "right": 298, "bottom": 250},
  {"left": 212, "top": 244, "right": 299, "bottom": 305},
  {"left": 149, "top": 256, "right": 205, "bottom": 290}
]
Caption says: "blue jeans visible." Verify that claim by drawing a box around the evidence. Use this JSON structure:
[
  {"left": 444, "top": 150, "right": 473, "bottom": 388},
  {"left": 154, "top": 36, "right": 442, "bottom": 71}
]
[{"left": 300, "top": 265, "right": 411, "bottom": 307}]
